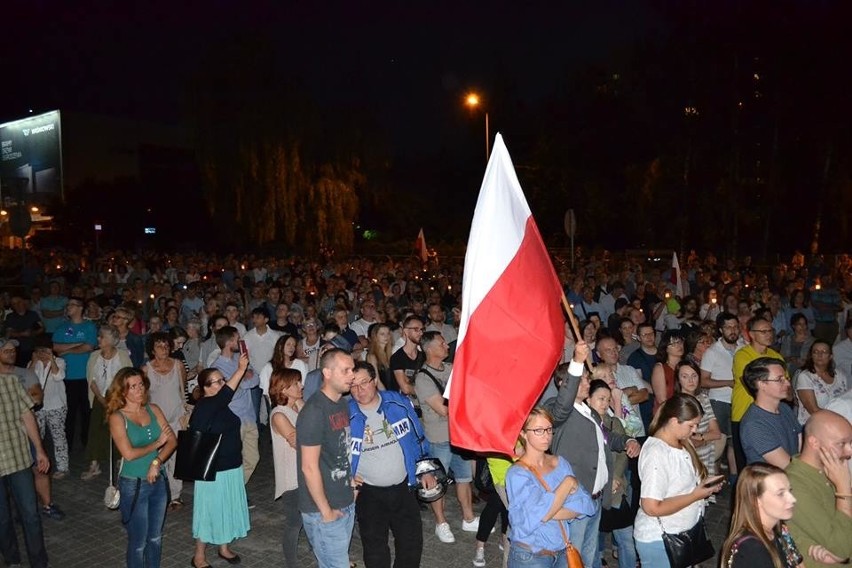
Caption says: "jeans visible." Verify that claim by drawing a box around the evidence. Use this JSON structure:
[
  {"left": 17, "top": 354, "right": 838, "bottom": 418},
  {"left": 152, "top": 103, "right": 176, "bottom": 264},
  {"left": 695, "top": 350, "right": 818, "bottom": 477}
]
[
  {"left": 0, "top": 468, "right": 48, "bottom": 568},
  {"left": 302, "top": 502, "right": 355, "bottom": 568},
  {"left": 508, "top": 543, "right": 566, "bottom": 568},
  {"left": 597, "top": 525, "right": 637, "bottom": 568},
  {"left": 356, "top": 481, "right": 423, "bottom": 568},
  {"left": 119, "top": 475, "right": 169, "bottom": 568},
  {"left": 430, "top": 441, "right": 474, "bottom": 482},
  {"left": 568, "top": 498, "right": 601, "bottom": 568},
  {"left": 635, "top": 539, "right": 670, "bottom": 568},
  {"left": 280, "top": 489, "right": 302, "bottom": 568}
]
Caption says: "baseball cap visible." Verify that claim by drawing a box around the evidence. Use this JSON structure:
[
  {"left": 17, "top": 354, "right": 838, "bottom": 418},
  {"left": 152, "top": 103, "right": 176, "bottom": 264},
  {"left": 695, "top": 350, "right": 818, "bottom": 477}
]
[{"left": 0, "top": 339, "right": 20, "bottom": 350}]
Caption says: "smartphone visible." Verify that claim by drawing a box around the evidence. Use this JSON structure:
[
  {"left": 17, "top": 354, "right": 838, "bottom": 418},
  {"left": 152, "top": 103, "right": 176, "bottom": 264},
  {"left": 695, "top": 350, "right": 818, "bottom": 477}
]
[
  {"left": 702, "top": 475, "right": 725, "bottom": 488},
  {"left": 238, "top": 340, "right": 248, "bottom": 356}
]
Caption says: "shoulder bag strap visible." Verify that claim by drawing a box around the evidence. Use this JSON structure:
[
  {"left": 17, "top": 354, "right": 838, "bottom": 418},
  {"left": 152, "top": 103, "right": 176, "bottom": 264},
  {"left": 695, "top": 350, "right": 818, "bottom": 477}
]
[
  {"left": 417, "top": 366, "right": 446, "bottom": 396},
  {"left": 514, "top": 461, "right": 577, "bottom": 558}
]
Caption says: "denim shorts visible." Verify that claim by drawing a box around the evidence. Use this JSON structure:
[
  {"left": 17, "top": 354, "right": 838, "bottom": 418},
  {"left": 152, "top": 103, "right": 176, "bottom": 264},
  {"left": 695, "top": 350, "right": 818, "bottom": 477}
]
[{"left": 430, "top": 441, "right": 473, "bottom": 483}]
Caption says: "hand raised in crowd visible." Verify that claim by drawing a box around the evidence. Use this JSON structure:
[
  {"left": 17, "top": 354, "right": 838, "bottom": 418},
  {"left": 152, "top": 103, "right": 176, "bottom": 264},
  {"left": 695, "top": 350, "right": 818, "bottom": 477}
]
[{"left": 572, "top": 341, "right": 590, "bottom": 365}]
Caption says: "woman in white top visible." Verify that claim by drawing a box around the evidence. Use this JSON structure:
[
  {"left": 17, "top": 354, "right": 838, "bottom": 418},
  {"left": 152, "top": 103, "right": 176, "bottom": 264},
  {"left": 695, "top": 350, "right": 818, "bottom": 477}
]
[
  {"left": 634, "top": 393, "right": 724, "bottom": 567},
  {"left": 269, "top": 368, "right": 304, "bottom": 568},
  {"left": 83, "top": 325, "right": 132, "bottom": 481},
  {"left": 259, "top": 334, "right": 308, "bottom": 400},
  {"left": 795, "top": 340, "right": 850, "bottom": 425},
  {"left": 30, "top": 344, "right": 69, "bottom": 477}
]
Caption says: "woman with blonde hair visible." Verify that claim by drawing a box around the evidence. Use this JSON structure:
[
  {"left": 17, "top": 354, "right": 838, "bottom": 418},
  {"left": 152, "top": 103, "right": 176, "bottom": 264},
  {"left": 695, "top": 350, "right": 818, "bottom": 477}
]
[
  {"left": 721, "top": 463, "right": 845, "bottom": 567},
  {"left": 506, "top": 407, "right": 595, "bottom": 568},
  {"left": 365, "top": 323, "right": 394, "bottom": 390},
  {"left": 83, "top": 325, "right": 132, "bottom": 481},
  {"left": 634, "top": 393, "right": 724, "bottom": 567}
]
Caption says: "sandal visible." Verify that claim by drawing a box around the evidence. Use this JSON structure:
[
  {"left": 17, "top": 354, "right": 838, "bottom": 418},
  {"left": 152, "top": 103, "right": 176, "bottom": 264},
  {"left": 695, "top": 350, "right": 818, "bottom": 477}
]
[{"left": 168, "top": 498, "right": 184, "bottom": 511}]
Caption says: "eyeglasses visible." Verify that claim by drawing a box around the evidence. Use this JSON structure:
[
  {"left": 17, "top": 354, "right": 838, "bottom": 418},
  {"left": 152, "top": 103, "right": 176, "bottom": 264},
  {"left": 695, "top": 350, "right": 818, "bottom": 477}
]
[
  {"left": 812, "top": 349, "right": 831, "bottom": 355},
  {"left": 667, "top": 337, "right": 684, "bottom": 345},
  {"left": 350, "top": 380, "right": 374, "bottom": 391},
  {"left": 525, "top": 427, "right": 554, "bottom": 437},
  {"left": 207, "top": 378, "right": 225, "bottom": 387}
]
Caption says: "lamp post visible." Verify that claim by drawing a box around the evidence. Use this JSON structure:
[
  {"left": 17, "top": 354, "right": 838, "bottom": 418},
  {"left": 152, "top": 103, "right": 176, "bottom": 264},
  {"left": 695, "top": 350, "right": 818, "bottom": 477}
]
[{"left": 465, "top": 92, "right": 489, "bottom": 162}]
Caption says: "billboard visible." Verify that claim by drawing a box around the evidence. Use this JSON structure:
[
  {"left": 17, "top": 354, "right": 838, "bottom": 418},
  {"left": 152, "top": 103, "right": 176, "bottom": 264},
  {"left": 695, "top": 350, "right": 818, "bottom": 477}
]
[{"left": 0, "top": 110, "right": 63, "bottom": 202}]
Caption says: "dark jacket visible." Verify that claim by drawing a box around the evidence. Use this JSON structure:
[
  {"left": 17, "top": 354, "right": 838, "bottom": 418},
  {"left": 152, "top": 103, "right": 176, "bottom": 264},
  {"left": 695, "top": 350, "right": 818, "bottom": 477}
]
[{"left": 543, "top": 366, "right": 633, "bottom": 509}]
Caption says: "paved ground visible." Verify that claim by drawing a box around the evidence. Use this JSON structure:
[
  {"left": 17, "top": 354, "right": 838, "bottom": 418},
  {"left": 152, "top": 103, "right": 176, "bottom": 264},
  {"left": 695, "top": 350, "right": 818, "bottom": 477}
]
[{"left": 25, "top": 429, "right": 731, "bottom": 567}]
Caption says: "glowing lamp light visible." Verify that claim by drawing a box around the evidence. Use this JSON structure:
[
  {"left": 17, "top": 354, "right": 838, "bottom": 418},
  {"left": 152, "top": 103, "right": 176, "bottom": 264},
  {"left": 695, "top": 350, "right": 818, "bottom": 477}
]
[{"left": 465, "top": 93, "right": 480, "bottom": 107}]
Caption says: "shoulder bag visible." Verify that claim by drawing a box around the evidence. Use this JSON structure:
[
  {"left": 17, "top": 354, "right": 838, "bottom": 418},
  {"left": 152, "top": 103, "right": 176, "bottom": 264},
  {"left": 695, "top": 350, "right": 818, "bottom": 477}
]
[
  {"left": 174, "top": 411, "right": 222, "bottom": 482},
  {"left": 104, "top": 437, "right": 121, "bottom": 509},
  {"left": 657, "top": 514, "right": 714, "bottom": 568},
  {"left": 514, "top": 461, "right": 584, "bottom": 568}
]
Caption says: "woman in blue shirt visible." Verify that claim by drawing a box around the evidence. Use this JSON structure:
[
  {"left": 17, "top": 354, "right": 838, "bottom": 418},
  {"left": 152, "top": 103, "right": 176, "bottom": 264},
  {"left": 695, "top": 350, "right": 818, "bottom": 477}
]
[{"left": 507, "top": 407, "right": 595, "bottom": 567}]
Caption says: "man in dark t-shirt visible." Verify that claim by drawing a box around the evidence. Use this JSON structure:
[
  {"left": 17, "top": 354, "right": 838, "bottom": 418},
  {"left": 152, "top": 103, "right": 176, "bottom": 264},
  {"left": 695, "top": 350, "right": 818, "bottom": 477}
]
[
  {"left": 389, "top": 316, "right": 425, "bottom": 395},
  {"left": 297, "top": 348, "right": 356, "bottom": 567}
]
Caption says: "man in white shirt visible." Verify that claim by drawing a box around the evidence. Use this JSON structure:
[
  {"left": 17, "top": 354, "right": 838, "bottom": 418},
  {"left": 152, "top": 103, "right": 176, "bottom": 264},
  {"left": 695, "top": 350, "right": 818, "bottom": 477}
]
[
  {"left": 349, "top": 299, "right": 378, "bottom": 349},
  {"left": 699, "top": 312, "right": 744, "bottom": 478},
  {"left": 242, "top": 307, "right": 281, "bottom": 426}
]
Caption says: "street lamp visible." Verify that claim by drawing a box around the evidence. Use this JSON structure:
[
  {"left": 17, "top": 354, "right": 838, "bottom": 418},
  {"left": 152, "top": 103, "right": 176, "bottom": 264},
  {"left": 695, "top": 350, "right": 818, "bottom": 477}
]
[{"left": 464, "top": 92, "right": 489, "bottom": 162}]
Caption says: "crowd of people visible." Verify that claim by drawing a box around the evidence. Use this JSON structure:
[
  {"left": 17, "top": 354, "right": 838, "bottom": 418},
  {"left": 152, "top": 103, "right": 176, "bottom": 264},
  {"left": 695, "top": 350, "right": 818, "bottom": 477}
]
[{"left": 0, "top": 247, "right": 851, "bottom": 568}]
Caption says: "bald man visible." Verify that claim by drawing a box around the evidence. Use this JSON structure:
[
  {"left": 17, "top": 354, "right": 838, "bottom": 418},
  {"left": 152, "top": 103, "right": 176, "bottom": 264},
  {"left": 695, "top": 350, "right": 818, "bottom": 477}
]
[{"left": 785, "top": 410, "right": 852, "bottom": 567}]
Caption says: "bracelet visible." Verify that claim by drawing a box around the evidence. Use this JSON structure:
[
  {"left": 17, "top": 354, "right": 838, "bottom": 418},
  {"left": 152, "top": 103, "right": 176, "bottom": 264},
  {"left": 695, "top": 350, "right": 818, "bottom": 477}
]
[{"left": 835, "top": 493, "right": 852, "bottom": 498}]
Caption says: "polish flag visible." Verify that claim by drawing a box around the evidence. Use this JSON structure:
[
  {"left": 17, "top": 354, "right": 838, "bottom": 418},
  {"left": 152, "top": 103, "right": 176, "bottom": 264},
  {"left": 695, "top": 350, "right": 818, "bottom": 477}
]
[
  {"left": 671, "top": 252, "right": 684, "bottom": 297},
  {"left": 447, "top": 134, "right": 565, "bottom": 455},
  {"left": 415, "top": 228, "right": 428, "bottom": 263}
]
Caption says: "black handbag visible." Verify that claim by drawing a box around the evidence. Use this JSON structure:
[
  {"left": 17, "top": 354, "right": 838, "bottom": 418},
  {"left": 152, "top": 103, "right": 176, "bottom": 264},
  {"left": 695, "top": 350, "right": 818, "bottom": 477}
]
[
  {"left": 174, "top": 428, "right": 222, "bottom": 482},
  {"left": 658, "top": 515, "right": 715, "bottom": 568},
  {"left": 600, "top": 494, "right": 635, "bottom": 532}
]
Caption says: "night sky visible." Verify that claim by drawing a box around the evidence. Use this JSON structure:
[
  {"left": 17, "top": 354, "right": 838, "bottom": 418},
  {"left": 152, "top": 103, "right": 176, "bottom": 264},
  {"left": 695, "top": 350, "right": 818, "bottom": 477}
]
[
  {"left": 2, "top": 1, "right": 661, "bottom": 156},
  {"left": 4, "top": 1, "right": 851, "bottom": 252}
]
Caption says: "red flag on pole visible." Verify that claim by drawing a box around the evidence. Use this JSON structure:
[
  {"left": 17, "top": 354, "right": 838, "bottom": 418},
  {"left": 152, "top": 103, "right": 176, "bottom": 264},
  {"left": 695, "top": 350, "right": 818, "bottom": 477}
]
[
  {"left": 671, "top": 252, "right": 684, "bottom": 297},
  {"left": 415, "top": 228, "right": 428, "bottom": 263},
  {"left": 447, "top": 134, "right": 564, "bottom": 455}
]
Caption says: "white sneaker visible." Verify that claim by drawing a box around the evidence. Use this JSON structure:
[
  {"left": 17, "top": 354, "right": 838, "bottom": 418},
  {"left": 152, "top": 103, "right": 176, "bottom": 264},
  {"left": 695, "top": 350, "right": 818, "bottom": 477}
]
[
  {"left": 462, "top": 516, "right": 481, "bottom": 532},
  {"left": 436, "top": 522, "right": 456, "bottom": 543},
  {"left": 473, "top": 546, "right": 486, "bottom": 567}
]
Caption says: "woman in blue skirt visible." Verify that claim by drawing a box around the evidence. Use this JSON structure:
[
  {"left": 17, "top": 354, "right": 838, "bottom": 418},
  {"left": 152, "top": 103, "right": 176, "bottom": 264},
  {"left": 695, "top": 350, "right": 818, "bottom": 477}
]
[{"left": 189, "top": 355, "right": 250, "bottom": 568}]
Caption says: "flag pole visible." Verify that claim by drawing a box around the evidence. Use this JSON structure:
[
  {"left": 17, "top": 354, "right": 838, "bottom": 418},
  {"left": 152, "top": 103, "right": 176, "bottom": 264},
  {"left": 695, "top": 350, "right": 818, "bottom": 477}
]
[{"left": 560, "top": 292, "right": 594, "bottom": 371}]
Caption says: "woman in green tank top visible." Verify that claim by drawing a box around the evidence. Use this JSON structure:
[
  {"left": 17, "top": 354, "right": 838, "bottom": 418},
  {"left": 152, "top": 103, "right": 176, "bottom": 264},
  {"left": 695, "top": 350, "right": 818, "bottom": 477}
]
[{"left": 107, "top": 367, "right": 177, "bottom": 568}]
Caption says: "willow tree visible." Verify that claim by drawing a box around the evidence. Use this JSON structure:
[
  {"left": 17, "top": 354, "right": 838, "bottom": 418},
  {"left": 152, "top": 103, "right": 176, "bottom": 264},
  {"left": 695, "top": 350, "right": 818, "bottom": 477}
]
[{"left": 189, "top": 36, "right": 363, "bottom": 254}]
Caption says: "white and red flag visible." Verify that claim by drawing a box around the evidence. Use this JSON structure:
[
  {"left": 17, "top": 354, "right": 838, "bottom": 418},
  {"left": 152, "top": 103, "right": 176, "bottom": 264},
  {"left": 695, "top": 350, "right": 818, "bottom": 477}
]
[
  {"left": 447, "top": 134, "right": 565, "bottom": 455},
  {"left": 671, "top": 252, "right": 684, "bottom": 297},
  {"left": 415, "top": 228, "right": 428, "bottom": 263}
]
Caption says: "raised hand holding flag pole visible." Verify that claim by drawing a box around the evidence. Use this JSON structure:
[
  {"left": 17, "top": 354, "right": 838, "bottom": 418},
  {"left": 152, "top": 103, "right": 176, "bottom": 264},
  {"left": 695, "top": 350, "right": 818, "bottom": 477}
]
[{"left": 446, "top": 133, "right": 566, "bottom": 455}]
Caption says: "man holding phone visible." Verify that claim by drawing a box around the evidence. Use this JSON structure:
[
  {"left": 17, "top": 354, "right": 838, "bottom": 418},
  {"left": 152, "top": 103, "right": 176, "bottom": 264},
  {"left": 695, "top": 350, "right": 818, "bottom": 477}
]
[{"left": 212, "top": 327, "right": 260, "bottom": 489}]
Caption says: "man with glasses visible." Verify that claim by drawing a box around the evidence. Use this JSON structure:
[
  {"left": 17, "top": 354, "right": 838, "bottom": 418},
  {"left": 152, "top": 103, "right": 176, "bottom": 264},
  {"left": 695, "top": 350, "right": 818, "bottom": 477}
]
[
  {"left": 740, "top": 357, "right": 801, "bottom": 467},
  {"left": 627, "top": 322, "right": 659, "bottom": 431},
  {"left": 349, "top": 361, "right": 431, "bottom": 567},
  {"left": 52, "top": 297, "right": 97, "bottom": 452},
  {"left": 390, "top": 315, "right": 425, "bottom": 396},
  {"left": 731, "top": 316, "right": 786, "bottom": 472},
  {"left": 700, "top": 312, "right": 745, "bottom": 480}
]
